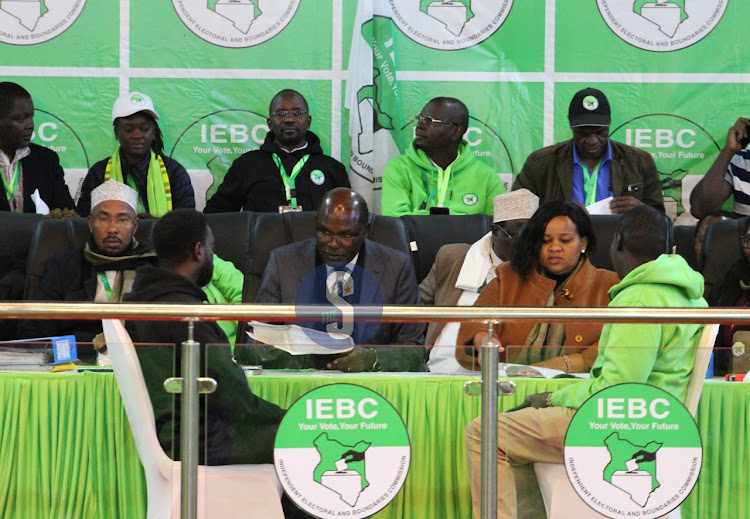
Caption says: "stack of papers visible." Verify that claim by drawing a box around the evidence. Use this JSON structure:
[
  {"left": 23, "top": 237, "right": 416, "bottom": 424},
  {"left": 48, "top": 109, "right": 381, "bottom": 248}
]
[
  {"left": 0, "top": 335, "right": 78, "bottom": 372},
  {"left": 247, "top": 321, "right": 354, "bottom": 356}
]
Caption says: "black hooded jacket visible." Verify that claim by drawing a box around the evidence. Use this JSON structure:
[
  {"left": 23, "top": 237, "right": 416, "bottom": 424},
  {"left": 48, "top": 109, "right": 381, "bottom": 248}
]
[
  {"left": 203, "top": 130, "right": 349, "bottom": 213},
  {"left": 123, "top": 265, "right": 284, "bottom": 465}
]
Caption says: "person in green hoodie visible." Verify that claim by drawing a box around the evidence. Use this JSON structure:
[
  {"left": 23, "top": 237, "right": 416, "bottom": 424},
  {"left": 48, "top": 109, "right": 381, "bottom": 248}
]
[
  {"left": 464, "top": 205, "right": 708, "bottom": 519},
  {"left": 381, "top": 97, "right": 504, "bottom": 216}
]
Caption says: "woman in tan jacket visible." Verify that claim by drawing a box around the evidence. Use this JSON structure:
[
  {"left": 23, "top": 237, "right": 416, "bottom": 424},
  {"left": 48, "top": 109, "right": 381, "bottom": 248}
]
[{"left": 456, "top": 201, "right": 619, "bottom": 373}]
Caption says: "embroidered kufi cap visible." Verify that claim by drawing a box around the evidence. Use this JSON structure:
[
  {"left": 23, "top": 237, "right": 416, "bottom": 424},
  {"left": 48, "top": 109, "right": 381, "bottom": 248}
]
[
  {"left": 112, "top": 91, "right": 159, "bottom": 122},
  {"left": 493, "top": 189, "right": 539, "bottom": 223},
  {"left": 91, "top": 180, "right": 138, "bottom": 214}
]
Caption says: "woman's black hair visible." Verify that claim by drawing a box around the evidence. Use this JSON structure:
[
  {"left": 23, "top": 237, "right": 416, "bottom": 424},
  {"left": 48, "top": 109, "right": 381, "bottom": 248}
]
[{"left": 510, "top": 200, "right": 596, "bottom": 280}]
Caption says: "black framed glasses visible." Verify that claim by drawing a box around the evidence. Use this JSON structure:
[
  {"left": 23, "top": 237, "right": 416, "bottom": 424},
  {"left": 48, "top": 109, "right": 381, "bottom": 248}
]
[
  {"left": 740, "top": 235, "right": 750, "bottom": 247},
  {"left": 271, "top": 110, "right": 308, "bottom": 119},
  {"left": 415, "top": 115, "right": 460, "bottom": 127}
]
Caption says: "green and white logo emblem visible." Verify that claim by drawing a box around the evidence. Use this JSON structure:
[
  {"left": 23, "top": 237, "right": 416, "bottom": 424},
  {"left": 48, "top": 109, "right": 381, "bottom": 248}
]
[
  {"left": 172, "top": 0, "right": 300, "bottom": 48},
  {"left": 310, "top": 169, "right": 326, "bottom": 186},
  {"left": 389, "top": 0, "right": 513, "bottom": 50},
  {"left": 462, "top": 193, "right": 478, "bottom": 206},
  {"left": 0, "top": 0, "right": 86, "bottom": 45},
  {"left": 564, "top": 383, "right": 702, "bottom": 518},
  {"left": 274, "top": 384, "right": 411, "bottom": 518},
  {"left": 582, "top": 95, "right": 599, "bottom": 111},
  {"left": 596, "top": 0, "right": 727, "bottom": 52}
]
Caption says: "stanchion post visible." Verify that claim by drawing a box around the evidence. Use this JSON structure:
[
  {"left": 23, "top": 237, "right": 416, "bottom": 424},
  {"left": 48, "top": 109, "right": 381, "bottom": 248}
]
[
  {"left": 480, "top": 321, "right": 499, "bottom": 519},
  {"left": 180, "top": 319, "right": 199, "bottom": 519}
]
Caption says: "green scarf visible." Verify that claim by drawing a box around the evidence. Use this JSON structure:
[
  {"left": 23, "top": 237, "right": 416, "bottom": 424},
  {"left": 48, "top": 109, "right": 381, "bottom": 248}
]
[
  {"left": 104, "top": 147, "right": 172, "bottom": 216},
  {"left": 83, "top": 238, "right": 157, "bottom": 301}
]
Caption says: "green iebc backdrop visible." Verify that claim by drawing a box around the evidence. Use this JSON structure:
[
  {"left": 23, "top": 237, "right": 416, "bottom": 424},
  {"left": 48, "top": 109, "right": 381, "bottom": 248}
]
[{"left": 0, "top": 0, "right": 744, "bottom": 221}]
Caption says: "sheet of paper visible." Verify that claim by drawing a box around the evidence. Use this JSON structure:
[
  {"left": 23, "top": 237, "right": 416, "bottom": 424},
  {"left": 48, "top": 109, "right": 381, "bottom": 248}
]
[
  {"left": 586, "top": 196, "right": 613, "bottom": 215},
  {"left": 247, "top": 321, "right": 355, "bottom": 356}
]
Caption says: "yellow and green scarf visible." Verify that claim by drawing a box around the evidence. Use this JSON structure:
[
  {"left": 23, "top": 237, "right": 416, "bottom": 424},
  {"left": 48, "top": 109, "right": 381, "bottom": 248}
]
[{"left": 104, "top": 146, "right": 172, "bottom": 216}]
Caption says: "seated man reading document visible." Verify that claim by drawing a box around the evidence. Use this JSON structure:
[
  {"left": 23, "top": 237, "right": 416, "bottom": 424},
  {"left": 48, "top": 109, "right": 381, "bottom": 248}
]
[{"left": 255, "top": 187, "right": 426, "bottom": 372}]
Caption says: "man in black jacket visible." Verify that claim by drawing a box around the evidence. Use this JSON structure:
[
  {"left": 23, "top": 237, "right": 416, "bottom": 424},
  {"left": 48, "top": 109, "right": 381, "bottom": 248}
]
[
  {"left": 0, "top": 82, "right": 75, "bottom": 213},
  {"left": 204, "top": 89, "right": 349, "bottom": 213},
  {"left": 19, "top": 180, "right": 156, "bottom": 363},
  {"left": 123, "top": 209, "right": 284, "bottom": 465}
]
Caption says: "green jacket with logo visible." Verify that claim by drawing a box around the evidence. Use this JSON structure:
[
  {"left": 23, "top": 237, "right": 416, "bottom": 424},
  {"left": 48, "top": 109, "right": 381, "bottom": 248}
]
[
  {"left": 381, "top": 140, "right": 504, "bottom": 216},
  {"left": 551, "top": 254, "right": 707, "bottom": 409}
]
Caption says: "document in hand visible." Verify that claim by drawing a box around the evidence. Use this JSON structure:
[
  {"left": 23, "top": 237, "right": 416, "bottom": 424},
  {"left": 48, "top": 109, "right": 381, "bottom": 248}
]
[{"left": 246, "top": 321, "right": 355, "bottom": 356}]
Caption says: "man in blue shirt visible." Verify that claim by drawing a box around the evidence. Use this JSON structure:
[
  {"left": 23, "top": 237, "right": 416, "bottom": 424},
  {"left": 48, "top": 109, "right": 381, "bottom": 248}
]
[{"left": 512, "top": 87, "right": 664, "bottom": 214}]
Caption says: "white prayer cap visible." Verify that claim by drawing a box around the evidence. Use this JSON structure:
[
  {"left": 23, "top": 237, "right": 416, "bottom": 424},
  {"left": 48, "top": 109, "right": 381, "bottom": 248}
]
[
  {"left": 112, "top": 91, "right": 159, "bottom": 122},
  {"left": 90, "top": 180, "right": 138, "bottom": 214},
  {"left": 493, "top": 189, "right": 539, "bottom": 223}
]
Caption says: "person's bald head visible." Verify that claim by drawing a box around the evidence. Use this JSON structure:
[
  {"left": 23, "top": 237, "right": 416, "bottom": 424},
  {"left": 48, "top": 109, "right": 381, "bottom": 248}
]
[{"left": 315, "top": 188, "right": 370, "bottom": 264}]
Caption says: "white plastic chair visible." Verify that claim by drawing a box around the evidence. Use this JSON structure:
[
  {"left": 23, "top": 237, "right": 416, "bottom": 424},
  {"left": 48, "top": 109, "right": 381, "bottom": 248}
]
[
  {"left": 534, "top": 323, "right": 720, "bottom": 519},
  {"left": 102, "top": 319, "right": 284, "bottom": 519}
]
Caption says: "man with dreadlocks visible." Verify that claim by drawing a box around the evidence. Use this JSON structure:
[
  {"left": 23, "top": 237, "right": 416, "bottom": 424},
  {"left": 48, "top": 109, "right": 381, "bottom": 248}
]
[{"left": 77, "top": 91, "right": 195, "bottom": 217}]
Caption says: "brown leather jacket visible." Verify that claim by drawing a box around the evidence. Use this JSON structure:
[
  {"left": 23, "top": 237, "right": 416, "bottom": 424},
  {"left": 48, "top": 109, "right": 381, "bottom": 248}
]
[{"left": 456, "top": 258, "right": 619, "bottom": 372}]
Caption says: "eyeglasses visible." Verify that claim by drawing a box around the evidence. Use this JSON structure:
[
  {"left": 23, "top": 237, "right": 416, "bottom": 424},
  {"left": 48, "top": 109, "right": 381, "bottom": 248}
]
[
  {"left": 740, "top": 235, "right": 750, "bottom": 247},
  {"left": 415, "top": 115, "right": 460, "bottom": 127},
  {"left": 316, "top": 228, "right": 362, "bottom": 245},
  {"left": 92, "top": 216, "right": 136, "bottom": 228},
  {"left": 270, "top": 110, "right": 308, "bottom": 119},
  {"left": 493, "top": 223, "right": 516, "bottom": 240}
]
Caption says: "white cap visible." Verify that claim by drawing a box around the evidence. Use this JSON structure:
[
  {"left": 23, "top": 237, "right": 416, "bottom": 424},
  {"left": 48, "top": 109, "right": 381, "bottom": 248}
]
[
  {"left": 493, "top": 189, "right": 539, "bottom": 223},
  {"left": 112, "top": 91, "right": 159, "bottom": 122},
  {"left": 91, "top": 180, "right": 139, "bottom": 214}
]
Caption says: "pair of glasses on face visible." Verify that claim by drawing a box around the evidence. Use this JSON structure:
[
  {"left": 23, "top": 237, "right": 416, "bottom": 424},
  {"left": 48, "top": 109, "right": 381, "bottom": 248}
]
[
  {"left": 493, "top": 224, "right": 516, "bottom": 240},
  {"left": 270, "top": 110, "right": 308, "bottom": 119},
  {"left": 92, "top": 216, "right": 136, "bottom": 228},
  {"left": 316, "top": 228, "right": 362, "bottom": 245},
  {"left": 414, "top": 115, "right": 460, "bottom": 127},
  {"left": 740, "top": 235, "right": 750, "bottom": 247}
]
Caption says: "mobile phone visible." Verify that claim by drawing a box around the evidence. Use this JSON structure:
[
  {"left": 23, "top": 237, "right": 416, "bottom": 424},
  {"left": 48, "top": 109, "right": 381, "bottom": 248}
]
[{"left": 740, "top": 123, "right": 750, "bottom": 149}]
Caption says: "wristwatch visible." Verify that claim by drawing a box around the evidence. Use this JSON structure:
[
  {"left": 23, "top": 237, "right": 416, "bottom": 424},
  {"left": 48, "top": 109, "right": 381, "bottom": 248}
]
[{"left": 366, "top": 348, "right": 380, "bottom": 372}]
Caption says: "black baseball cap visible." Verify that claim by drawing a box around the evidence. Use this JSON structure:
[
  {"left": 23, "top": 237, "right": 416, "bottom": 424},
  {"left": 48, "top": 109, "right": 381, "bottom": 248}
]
[{"left": 568, "top": 88, "right": 611, "bottom": 128}]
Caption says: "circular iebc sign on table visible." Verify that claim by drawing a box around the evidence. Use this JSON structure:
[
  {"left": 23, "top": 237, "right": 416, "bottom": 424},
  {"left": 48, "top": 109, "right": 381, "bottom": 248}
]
[
  {"left": 274, "top": 384, "right": 411, "bottom": 518},
  {"left": 564, "top": 383, "right": 702, "bottom": 518}
]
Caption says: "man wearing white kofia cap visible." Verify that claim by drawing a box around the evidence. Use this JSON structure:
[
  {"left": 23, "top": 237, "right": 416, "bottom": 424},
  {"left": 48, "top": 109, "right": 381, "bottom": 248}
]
[
  {"left": 76, "top": 91, "right": 194, "bottom": 216},
  {"left": 19, "top": 180, "right": 158, "bottom": 363},
  {"left": 419, "top": 189, "right": 539, "bottom": 373}
]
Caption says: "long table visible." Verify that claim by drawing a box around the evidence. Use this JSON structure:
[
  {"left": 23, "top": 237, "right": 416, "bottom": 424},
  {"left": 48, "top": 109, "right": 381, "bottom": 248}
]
[{"left": 0, "top": 372, "right": 746, "bottom": 518}]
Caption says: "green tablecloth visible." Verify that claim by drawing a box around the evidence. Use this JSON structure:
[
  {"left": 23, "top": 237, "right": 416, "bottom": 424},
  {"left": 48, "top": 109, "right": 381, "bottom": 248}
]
[{"left": 0, "top": 372, "right": 746, "bottom": 518}]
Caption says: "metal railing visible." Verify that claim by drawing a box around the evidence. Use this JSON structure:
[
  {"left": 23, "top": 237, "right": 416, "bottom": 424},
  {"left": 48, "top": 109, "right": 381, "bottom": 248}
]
[{"left": 7, "top": 302, "right": 745, "bottom": 519}]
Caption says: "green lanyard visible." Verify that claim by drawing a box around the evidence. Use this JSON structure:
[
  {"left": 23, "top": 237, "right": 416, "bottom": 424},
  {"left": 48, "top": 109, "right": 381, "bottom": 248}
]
[
  {"left": 272, "top": 154, "right": 310, "bottom": 209},
  {"left": 581, "top": 160, "right": 602, "bottom": 206},
  {"left": 98, "top": 272, "right": 114, "bottom": 301},
  {"left": 435, "top": 163, "right": 453, "bottom": 208},
  {"left": 1, "top": 161, "right": 21, "bottom": 211}
]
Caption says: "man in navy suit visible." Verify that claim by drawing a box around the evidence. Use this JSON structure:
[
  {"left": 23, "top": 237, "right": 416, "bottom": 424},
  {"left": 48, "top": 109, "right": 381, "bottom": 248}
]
[
  {"left": 0, "top": 82, "right": 75, "bottom": 213},
  {"left": 256, "top": 187, "right": 426, "bottom": 372}
]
